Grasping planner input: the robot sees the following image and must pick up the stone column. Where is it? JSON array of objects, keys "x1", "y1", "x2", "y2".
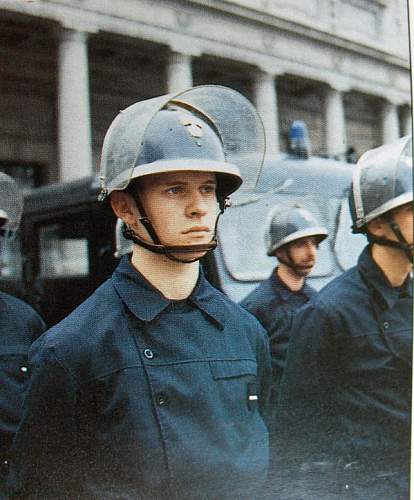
[
  {"x1": 400, "y1": 105, "x2": 412, "y2": 137},
  {"x1": 252, "y1": 69, "x2": 280, "y2": 154},
  {"x1": 381, "y1": 100, "x2": 400, "y2": 144},
  {"x1": 325, "y1": 86, "x2": 347, "y2": 157},
  {"x1": 58, "y1": 27, "x2": 93, "y2": 182},
  {"x1": 166, "y1": 51, "x2": 193, "y2": 93}
]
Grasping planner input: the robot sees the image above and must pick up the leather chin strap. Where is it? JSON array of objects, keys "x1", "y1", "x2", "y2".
[
  {"x1": 367, "y1": 218, "x2": 413, "y2": 262},
  {"x1": 122, "y1": 193, "x2": 227, "y2": 264}
]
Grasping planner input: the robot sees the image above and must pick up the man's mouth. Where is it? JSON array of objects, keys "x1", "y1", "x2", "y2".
[{"x1": 182, "y1": 226, "x2": 210, "y2": 234}]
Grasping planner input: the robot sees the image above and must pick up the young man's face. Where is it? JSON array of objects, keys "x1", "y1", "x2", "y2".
[
  {"x1": 136, "y1": 171, "x2": 219, "y2": 253},
  {"x1": 277, "y1": 236, "x2": 319, "y2": 277}
]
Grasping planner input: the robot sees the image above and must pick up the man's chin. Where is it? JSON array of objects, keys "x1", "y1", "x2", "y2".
[
  {"x1": 169, "y1": 249, "x2": 209, "y2": 263},
  {"x1": 294, "y1": 266, "x2": 313, "y2": 277}
]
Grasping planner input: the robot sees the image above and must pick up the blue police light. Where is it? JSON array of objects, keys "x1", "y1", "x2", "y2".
[{"x1": 288, "y1": 120, "x2": 311, "y2": 159}]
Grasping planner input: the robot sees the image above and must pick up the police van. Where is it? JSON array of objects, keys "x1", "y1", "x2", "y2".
[{"x1": 1, "y1": 133, "x2": 366, "y2": 326}]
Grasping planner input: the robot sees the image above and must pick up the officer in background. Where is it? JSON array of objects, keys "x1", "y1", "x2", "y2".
[
  {"x1": 274, "y1": 136, "x2": 412, "y2": 499},
  {"x1": 0, "y1": 173, "x2": 46, "y2": 499},
  {"x1": 10, "y1": 86, "x2": 271, "y2": 499},
  {"x1": 240, "y1": 204, "x2": 328, "y2": 334}
]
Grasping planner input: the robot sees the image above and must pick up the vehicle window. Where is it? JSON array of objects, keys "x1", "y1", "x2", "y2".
[
  {"x1": 218, "y1": 193, "x2": 335, "y2": 282},
  {"x1": 334, "y1": 198, "x2": 367, "y2": 270},
  {"x1": 0, "y1": 231, "x2": 22, "y2": 280},
  {"x1": 39, "y1": 222, "x2": 89, "y2": 277},
  {"x1": 114, "y1": 218, "x2": 133, "y2": 258}
]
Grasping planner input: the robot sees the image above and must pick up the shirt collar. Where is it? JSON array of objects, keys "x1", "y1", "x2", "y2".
[
  {"x1": 111, "y1": 255, "x2": 225, "y2": 329},
  {"x1": 358, "y1": 245, "x2": 413, "y2": 309},
  {"x1": 270, "y1": 268, "x2": 312, "y2": 301}
]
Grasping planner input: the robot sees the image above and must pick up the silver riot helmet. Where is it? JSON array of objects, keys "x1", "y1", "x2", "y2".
[
  {"x1": 99, "y1": 85, "x2": 265, "y2": 262},
  {"x1": 349, "y1": 135, "x2": 413, "y2": 259},
  {"x1": 0, "y1": 172, "x2": 23, "y2": 239},
  {"x1": 266, "y1": 204, "x2": 328, "y2": 256}
]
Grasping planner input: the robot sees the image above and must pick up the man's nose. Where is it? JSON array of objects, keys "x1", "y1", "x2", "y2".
[
  {"x1": 305, "y1": 241, "x2": 317, "y2": 258},
  {"x1": 185, "y1": 191, "x2": 208, "y2": 217}
]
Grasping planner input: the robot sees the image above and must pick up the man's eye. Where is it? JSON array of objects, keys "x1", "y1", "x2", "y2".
[
  {"x1": 166, "y1": 186, "x2": 182, "y2": 194},
  {"x1": 201, "y1": 185, "x2": 216, "y2": 194}
]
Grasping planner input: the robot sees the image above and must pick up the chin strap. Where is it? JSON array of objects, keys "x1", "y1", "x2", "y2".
[
  {"x1": 276, "y1": 248, "x2": 312, "y2": 275},
  {"x1": 122, "y1": 194, "x2": 229, "y2": 264},
  {"x1": 367, "y1": 219, "x2": 413, "y2": 262}
]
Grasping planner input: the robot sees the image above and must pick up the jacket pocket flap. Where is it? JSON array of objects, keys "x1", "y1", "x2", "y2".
[{"x1": 209, "y1": 359, "x2": 257, "y2": 380}]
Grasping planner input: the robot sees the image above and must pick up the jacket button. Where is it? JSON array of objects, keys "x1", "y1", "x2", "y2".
[
  {"x1": 383, "y1": 321, "x2": 390, "y2": 329},
  {"x1": 143, "y1": 349, "x2": 154, "y2": 359},
  {"x1": 156, "y1": 393, "x2": 168, "y2": 406}
]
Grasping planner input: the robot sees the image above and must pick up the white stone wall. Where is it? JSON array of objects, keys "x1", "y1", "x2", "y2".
[{"x1": 0, "y1": 0, "x2": 410, "y2": 182}]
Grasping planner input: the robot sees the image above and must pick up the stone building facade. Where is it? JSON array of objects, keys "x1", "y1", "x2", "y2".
[{"x1": 0, "y1": 0, "x2": 410, "y2": 186}]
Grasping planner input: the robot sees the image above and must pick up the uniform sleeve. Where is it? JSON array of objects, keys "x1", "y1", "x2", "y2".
[
  {"x1": 8, "y1": 340, "x2": 83, "y2": 499},
  {"x1": 256, "y1": 325, "x2": 272, "y2": 426},
  {"x1": 271, "y1": 303, "x2": 340, "y2": 496},
  {"x1": 268, "y1": 309, "x2": 293, "y2": 397}
]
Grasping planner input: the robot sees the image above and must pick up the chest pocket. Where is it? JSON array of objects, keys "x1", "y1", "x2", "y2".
[
  {"x1": 209, "y1": 359, "x2": 259, "y2": 411},
  {"x1": 381, "y1": 328, "x2": 412, "y2": 366}
]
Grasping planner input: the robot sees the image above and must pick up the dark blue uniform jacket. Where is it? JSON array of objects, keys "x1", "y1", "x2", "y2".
[
  {"x1": 241, "y1": 270, "x2": 316, "y2": 404},
  {"x1": 273, "y1": 246, "x2": 412, "y2": 499},
  {"x1": 10, "y1": 256, "x2": 271, "y2": 500},
  {"x1": 240, "y1": 269, "x2": 316, "y2": 334},
  {"x1": 0, "y1": 292, "x2": 45, "y2": 497}
]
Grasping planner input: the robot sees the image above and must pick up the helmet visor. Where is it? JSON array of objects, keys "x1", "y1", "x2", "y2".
[{"x1": 100, "y1": 85, "x2": 265, "y2": 196}]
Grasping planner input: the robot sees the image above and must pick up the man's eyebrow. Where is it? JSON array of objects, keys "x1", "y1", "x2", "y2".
[{"x1": 158, "y1": 178, "x2": 217, "y2": 186}]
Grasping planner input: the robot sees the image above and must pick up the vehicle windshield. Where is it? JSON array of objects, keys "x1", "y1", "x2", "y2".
[{"x1": 334, "y1": 198, "x2": 367, "y2": 270}]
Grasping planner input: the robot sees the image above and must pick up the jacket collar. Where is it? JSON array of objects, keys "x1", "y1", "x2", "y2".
[
  {"x1": 111, "y1": 255, "x2": 225, "y2": 329},
  {"x1": 270, "y1": 268, "x2": 313, "y2": 301},
  {"x1": 358, "y1": 245, "x2": 413, "y2": 309}
]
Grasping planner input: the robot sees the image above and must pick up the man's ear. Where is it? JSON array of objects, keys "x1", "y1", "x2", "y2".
[
  {"x1": 109, "y1": 191, "x2": 138, "y2": 225},
  {"x1": 366, "y1": 216, "x2": 387, "y2": 237},
  {"x1": 274, "y1": 248, "x2": 284, "y2": 260}
]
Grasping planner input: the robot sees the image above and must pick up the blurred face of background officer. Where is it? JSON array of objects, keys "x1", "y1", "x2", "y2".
[
  {"x1": 0, "y1": 173, "x2": 46, "y2": 497},
  {"x1": 10, "y1": 86, "x2": 272, "y2": 500},
  {"x1": 275, "y1": 235, "x2": 319, "y2": 281}
]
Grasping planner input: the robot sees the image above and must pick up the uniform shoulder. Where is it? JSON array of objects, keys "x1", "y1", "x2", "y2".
[
  {"x1": 320, "y1": 265, "x2": 359, "y2": 295},
  {"x1": 38, "y1": 278, "x2": 121, "y2": 352},
  {"x1": 303, "y1": 265, "x2": 361, "y2": 315},
  {"x1": 210, "y1": 285, "x2": 267, "y2": 337},
  {"x1": 0, "y1": 291, "x2": 42, "y2": 320},
  {"x1": 239, "y1": 278, "x2": 274, "y2": 310}
]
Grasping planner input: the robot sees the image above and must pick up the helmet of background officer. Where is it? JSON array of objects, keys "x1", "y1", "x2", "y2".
[
  {"x1": 265, "y1": 204, "x2": 328, "y2": 277},
  {"x1": 99, "y1": 85, "x2": 265, "y2": 263},
  {"x1": 349, "y1": 135, "x2": 413, "y2": 261}
]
